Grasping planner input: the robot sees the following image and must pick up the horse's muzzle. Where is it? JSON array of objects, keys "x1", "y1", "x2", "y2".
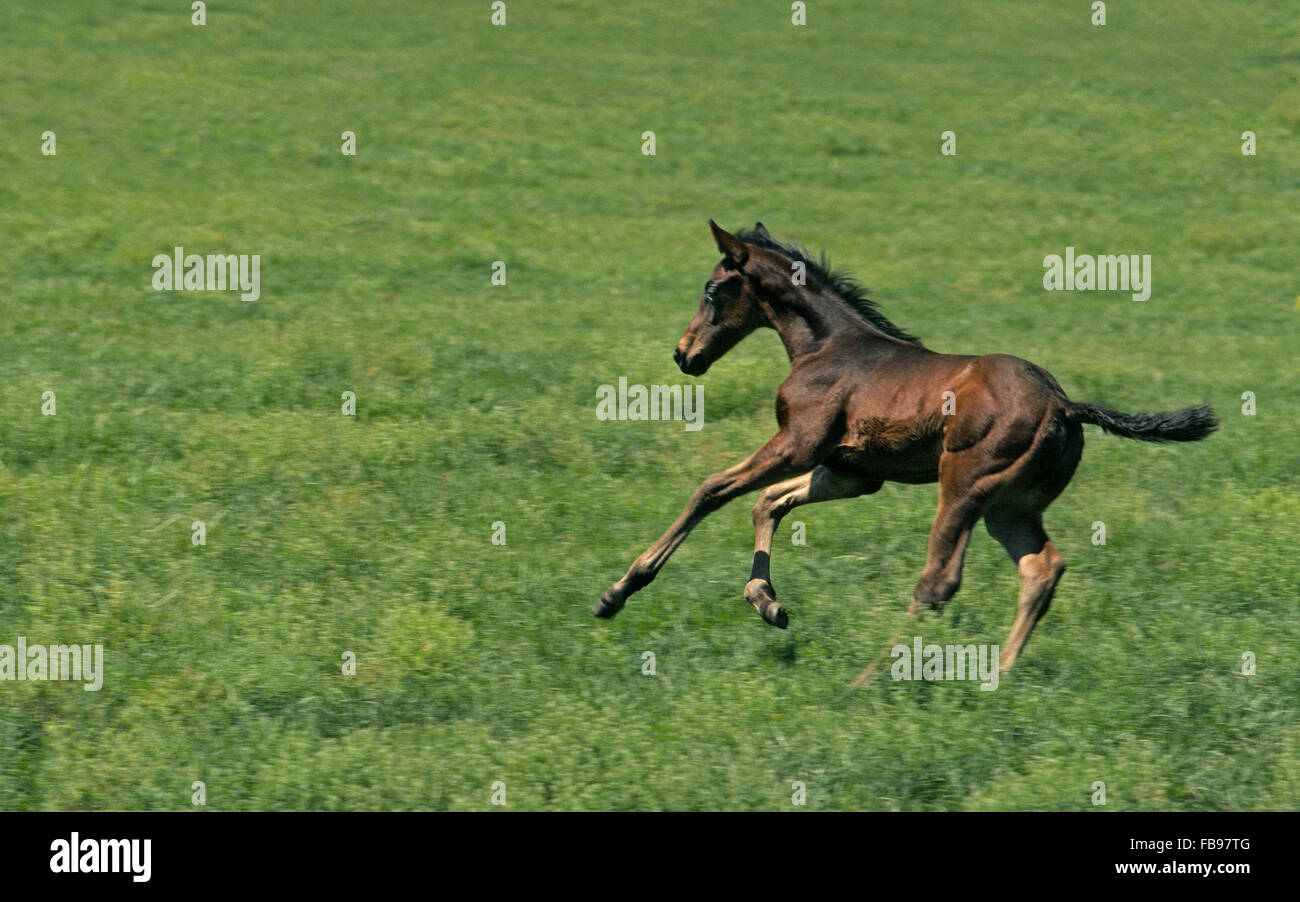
[{"x1": 674, "y1": 346, "x2": 708, "y2": 376}]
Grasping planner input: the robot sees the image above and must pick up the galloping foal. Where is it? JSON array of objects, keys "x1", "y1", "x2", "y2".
[{"x1": 596, "y1": 221, "x2": 1217, "y2": 674}]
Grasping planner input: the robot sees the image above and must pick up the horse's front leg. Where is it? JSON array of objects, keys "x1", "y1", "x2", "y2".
[
  {"x1": 745, "y1": 467, "x2": 881, "y2": 627},
  {"x1": 595, "y1": 433, "x2": 801, "y2": 619}
]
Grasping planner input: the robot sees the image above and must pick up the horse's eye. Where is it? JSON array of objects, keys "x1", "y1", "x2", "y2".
[{"x1": 705, "y1": 280, "x2": 735, "y2": 305}]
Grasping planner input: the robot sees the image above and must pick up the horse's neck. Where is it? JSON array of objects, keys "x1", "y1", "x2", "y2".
[{"x1": 761, "y1": 283, "x2": 879, "y2": 362}]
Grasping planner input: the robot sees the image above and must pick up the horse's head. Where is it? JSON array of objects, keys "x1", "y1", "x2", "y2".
[{"x1": 673, "y1": 221, "x2": 770, "y2": 376}]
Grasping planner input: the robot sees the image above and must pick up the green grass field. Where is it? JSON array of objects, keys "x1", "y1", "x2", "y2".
[{"x1": 1, "y1": 1, "x2": 1297, "y2": 810}]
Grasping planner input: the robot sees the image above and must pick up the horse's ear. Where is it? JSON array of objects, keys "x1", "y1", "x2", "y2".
[
  {"x1": 708, "y1": 219, "x2": 749, "y2": 267},
  {"x1": 752, "y1": 221, "x2": 771, "y2": 239}
]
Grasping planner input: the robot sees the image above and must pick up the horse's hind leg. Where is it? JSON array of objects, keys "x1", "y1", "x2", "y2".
[
  {"x1": 850, "y1": 459, "x2": 992, "y2": 689},
  {"x1": 909, "y1": 490, "x2": 985, "y2": 615},
  {"x1": 745, "y1": 467, "x2": 879, "y2": 628},
  {"x1": 908, "y1": 411, "x2": 1075, "y2": 618},
  {"x1": 984, "y1": 510, "x2": 1066, "y2": 673}
]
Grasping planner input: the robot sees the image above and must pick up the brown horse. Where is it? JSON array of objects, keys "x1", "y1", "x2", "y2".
[{"x1": 596, "y1": 221, "x2": 1217, "y2": 675}]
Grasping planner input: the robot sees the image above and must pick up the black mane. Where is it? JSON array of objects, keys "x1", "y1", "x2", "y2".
[{"x1": 736, "y1": 228, "x2": 921, "y2": 345}]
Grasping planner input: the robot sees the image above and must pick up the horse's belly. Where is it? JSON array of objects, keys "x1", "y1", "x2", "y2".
[{"x1": 826, "y1": 434, "x2": 942, "y2": 484}]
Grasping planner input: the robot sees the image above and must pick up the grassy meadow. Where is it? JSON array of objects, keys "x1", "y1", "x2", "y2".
[{"x1": 0, "y1": 1, "x2": 1297, "y2": 809}]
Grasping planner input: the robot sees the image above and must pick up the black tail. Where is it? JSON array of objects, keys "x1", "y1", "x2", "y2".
[{"x1": 1067, "y1": 402, "x2": 1218, "y2": 443}]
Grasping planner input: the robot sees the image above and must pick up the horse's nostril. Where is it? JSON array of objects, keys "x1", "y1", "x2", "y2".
[{"x1": 674, "y1": 348, "x2": 684, "y2": 366}]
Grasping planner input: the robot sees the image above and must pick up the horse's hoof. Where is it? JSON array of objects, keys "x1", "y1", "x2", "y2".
[
  {"x1": 763, "y1": 602, "x2": 789, "y2": 629},
  {"x1": 593, "y1": 588, "x2": 625, "y2": 618},
  {"x1": 907, "y1": 598, "x2": 941, "y2": 617},
  {"x1": 745, "y1": 579, "x2": 788, "y2": 629}
]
